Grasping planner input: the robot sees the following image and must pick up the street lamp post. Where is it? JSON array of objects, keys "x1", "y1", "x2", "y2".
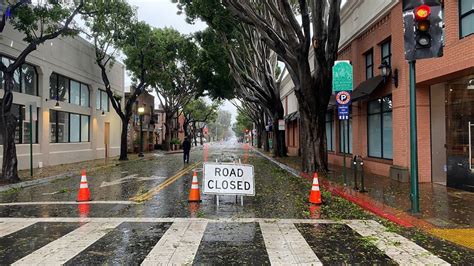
[{"x1": 138, "y1": 106, "x2": 145, "y2": 157}]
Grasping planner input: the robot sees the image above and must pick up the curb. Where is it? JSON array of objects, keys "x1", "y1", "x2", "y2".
[
  {"x1": 0, "y1": 172, "x2": 70, "y2": 193},
  {"x1": 0, "y1": 154, "x2": 157, "y2": 193},
  {"x1": 252, "y1": 147, "x2": 416, "y2": 228}
]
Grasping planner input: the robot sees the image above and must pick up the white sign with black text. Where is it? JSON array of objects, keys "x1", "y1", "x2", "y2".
[{"x1": 203, "y1": 163, "x2": 255, "y2": 196}]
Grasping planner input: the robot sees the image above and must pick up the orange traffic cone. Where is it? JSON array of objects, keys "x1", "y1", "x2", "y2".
[
  {"x1": 309, "y1": 172, "x2": 322, "y2": 204},
  {"x1": 77, "y1": 169, "x2": 91, "y2": 202},
  {"x1": 188, "y1": 170, "x2": 201, "y2": 202}
]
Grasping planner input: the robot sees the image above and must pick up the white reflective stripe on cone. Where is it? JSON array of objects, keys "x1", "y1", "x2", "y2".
[
  {"x1": 191, "y1": 184, "x2": 199, "y2": 189},
  {"x1": 80, "y1": 183, "x2": 89, "y2": 189},
  {"x1": 312, "y1": 178, "x2": 319, "y2": 185},
  {"x1": 312, "y1": 185, "x2": 320, "y2": 191},
  {"x1": 81, "y1": 176, "x2": 87, "y2": 182}
]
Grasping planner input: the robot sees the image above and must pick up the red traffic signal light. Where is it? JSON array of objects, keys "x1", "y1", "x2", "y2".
[{"x1": 414, "y1": 5, "x2": 430, "y2": 21}]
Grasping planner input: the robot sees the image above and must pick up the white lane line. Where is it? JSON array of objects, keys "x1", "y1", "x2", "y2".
[
  {"x1": 0, "y1": 221, "x2": 37, "y2": 237},
  {"x1": 347, "y1": 220, "x2": 450, "y2": 266},
  {"x1": 0, "y1": 201, "x2": 139, "y2": 206},
  {"x1": 260, "y1": 222, "x2": 322, "y2": 265},
  {"x1": 141, "y1": 221, "x2": 207, "y2": 265},
  {"x1": 12, "y1": 221, "x2": 122, "y2": 266}
]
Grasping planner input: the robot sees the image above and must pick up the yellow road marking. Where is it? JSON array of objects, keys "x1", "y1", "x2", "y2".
[{"x1": 130, "y1": 162, "x2": 200, "y2": 202}]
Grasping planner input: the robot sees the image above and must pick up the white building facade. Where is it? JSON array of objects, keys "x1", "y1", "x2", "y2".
[{"x1": 0, "y1": 24, "x2": 125, "y2": 170}]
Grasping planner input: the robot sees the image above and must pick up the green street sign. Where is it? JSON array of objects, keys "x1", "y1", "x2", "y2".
[{"x1": 332, "y1": 60, "x2": 353, "y2": 92}]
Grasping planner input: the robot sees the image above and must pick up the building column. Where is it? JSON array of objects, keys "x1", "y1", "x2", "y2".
[{"x1": 38, "y1": 66, "x2": 52, "y2": 167}]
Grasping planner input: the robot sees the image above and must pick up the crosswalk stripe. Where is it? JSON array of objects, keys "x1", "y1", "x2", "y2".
[
  {"x1": 347, "y1": 220, "x2": 450, "y2": 265},
  {"x1": 0, "y1": 218, "x2": 448, "y2": 265},
  {"x1": 260, "y1": 222, "x2": 322, "y2": 265},
  {"x1": 0, "y1": 221, "x2": 36, "y2": 237},
  {"x1": 141, "y1": 221, "x2": 207, "y2": 265},
  {"x1": 12, "y1": 221, "x2": 122, "y2": 266}
]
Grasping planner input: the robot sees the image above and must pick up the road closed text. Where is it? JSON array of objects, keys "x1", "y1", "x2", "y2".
[{"x1": 203, "y1": 163, "x2": 255, "y2": 196}]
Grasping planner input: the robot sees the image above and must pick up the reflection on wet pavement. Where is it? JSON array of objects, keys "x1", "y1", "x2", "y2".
[
  {"x1": 193, "y1": 222, "x2": 271, "y2": 265},
  {"x1": 327, "y1": 165, "x2": 474, "y2": 228}
]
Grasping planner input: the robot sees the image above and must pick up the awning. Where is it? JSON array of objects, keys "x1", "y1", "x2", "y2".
[
  {"x1": 284, "y1": 111, "x2": 299, "y2": 122},
  {"x1": 351, "y1": 75, "x2": 385, "y2": 101}
]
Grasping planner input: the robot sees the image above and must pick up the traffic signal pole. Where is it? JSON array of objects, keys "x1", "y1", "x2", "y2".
[{"x1": 409, "y1": 60, "x2": 420, "y2": 214}]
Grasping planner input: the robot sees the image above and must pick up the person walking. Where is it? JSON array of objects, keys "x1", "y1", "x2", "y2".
[{"x1": 182, "y1": 137, "x2": 191, "y2": 164}]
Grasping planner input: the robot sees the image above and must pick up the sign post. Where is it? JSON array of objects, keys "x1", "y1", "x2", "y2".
[
  {"x1": 333, "y1": 61, "x2": 353, "y2": 184},
  {"x1": 203, "y1": 162, "x2": 255, "y2": 206},
  {"x1": 26, "y1": 103, "x2": 37, "y2": 177}
]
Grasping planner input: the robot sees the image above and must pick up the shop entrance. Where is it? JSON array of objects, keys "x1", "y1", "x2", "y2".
[{"x1": 445, "y1": 80, "x2": 474, "y2": 191}]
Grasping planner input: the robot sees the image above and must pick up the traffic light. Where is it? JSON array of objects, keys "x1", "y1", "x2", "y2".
[{"x1": 403, "y1": 0, "x2": 443, "y2": 61}]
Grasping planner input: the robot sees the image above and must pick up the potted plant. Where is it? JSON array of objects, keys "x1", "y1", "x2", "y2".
[{"x1": 171, "y1": 138, "x2": 181, "y2": 150}]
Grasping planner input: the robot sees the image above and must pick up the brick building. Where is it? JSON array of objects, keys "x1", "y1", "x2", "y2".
[
  {"x1": 125, "y1": 89, "x2": 155, "y2": 153},
  {"x1": 281, "y1": 0, "x2": 474, "y2": 191}
]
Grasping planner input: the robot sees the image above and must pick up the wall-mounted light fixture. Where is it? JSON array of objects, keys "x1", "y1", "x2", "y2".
[
  {"x1": 53, "y1": 98, "x2": 61, "y2": 109},
  {"x1": 468, "y1": 79, "x2": 474, "y2": 90},
  {"x1": 378, "y1": 60, "x2": 399, "y2": 88}
]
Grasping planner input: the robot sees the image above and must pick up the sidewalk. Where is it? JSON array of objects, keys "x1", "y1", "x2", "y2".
[
  {"x1": 0, "y1": 152, "x2": 159, "y2": 192},
  {"x1": 257, "y1": 150, "x2": 474, "y2": 250}
]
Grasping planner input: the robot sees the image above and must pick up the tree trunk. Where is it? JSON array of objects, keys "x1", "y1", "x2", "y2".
[
  {"x1": 119, "y1": 117, "x2": 130, "y2": 160},
  {"x1": 263, "y1": 129, "x2": 270, "y2": 152},
  {"x1": 256, "y1": 126, "x2": 262, "y2": 149},
  {"x1": 199, "y1": 128, "x2": 204, "y2": 145},
  {"x1": 183, "y1": 122, "x2": 189, "y2": 138},
  {"x1": 193, "y1": 122, "x2": 198, "y2": 146},
  {"x1": 163, "y1": 113, "x2": 173, "y2": 151},
  {"x1": 272, "y1": 109, "x2": 287, "y2": 157},
  {"x1": 297, "y1": 75, "x2": 330, "y2": 173},
  {"x1": 1, "y1": 74, "x2": 20, "y2": 183}
]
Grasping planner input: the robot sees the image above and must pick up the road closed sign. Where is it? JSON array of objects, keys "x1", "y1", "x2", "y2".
[{"x1": 203, "y1": 163, "x2": 255, "y2": 196}]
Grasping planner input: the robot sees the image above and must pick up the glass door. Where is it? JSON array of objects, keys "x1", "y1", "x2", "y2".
[
  {"x1": 445, "y1": 82, "x2": 474, "y2": 191},
  {"x1": 470, "y1": 122, "x2": 474, "y2": 172}
]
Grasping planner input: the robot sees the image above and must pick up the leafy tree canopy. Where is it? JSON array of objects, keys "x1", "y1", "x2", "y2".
[{"x1": 232, "y1": 111, "x2": 253, "y2": 139}]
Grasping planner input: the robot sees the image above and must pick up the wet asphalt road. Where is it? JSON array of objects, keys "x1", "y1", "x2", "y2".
[
  {"x1": 0, "y1": 142, "x2": 269, "y2": 218},
  {"x1": 0, "y1": 142, "x2": 465, "y2": 265}
]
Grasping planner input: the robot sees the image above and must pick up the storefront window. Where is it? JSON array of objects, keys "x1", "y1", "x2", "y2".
[
  {"x1": 81, "y1": 115, "x2": 90, "y2": 142},
  {"x1": 460, "y1": 0, "x2": 474, "y2": 38},
  {"x1": 70, "y1": 80, "x2": 81, "y2": 105},
  {"x1": 368, "y1": 96, "x2": 392, "y2": 159},
  {"x1": 49, "y1": 73, "x2": 89, "y2": 106},
  {"x1": 0, "y1": 56, "x2": 37, "y2": 95},
  {"x1": 70, "y1": 114, "x2": 80, "y2": 142},
  {"x1": 381, "y1": 40, "x2": 391, "y2": 68},
  {"x1": 0, "y1": 102, "x2": 38, "y2": 144},
  {"x1": 365, "y1": 50, "x2": 373, "y2": 80},
  {"x1": 50, "y1": 111, "x2": 90, "y2": 143},
  {"x1": 445, "y1": 82, "x2": 474, "y2": 189},
  {"x1": 81, "y1": 84, "x2": 89, "y2": 107}
]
